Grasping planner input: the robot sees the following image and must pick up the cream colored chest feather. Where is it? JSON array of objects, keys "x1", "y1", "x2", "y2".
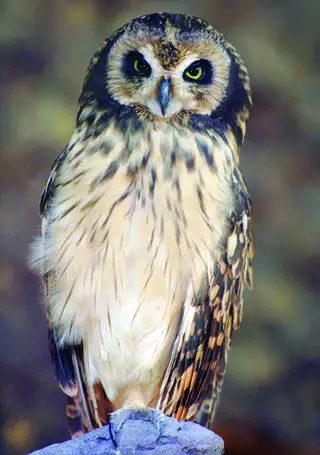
[
  {"x1": 45, "y1": 160, "x2": 233, "y2": 335},
  {"x1": 43, "y1": 168, "x2": 232, "y2": 399},
  {"x1": 35, "y1": 131, "x2": 235, "y2": 402}
]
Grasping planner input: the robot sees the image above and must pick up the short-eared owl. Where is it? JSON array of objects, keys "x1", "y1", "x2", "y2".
[{"x1": 32, "y1": 12, "x2": 253, "y2": 436}]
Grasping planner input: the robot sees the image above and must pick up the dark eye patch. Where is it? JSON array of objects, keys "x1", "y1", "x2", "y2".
[
  {"x1": 183, "y1": 59, "x2": 213, "y2": 84},
  {"x1": 122, "y1": 50, "x2": 151, "y2": 78}
]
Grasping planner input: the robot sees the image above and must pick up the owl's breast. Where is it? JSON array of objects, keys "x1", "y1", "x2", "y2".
[{"x1": 41, "y1": 128, "x2": 235, "y2": 402}]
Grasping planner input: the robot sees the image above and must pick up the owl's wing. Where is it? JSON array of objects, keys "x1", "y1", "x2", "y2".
[
  {"x1": 40, "y1": 149, "x2": 113, "y2": 437},
  {"x1": 158, "y1": 167, "x2": 253, "y2": 427},
  {"x1": 39, "y1": 148, "x2": 67, "y2": 216},
  {"x1": 48, "y1": 322, "x2": 114, "y2": 436},
  {"x1": 48, "y1": 326, "x2": 94, "y2": 436}
]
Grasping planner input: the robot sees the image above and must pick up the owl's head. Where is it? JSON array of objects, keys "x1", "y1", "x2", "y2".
[{"x1": 78, "y1": 13, "x2": 251, "y2": 141}]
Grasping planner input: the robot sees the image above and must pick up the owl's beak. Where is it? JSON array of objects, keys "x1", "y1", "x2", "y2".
[{"x1": 157, "y1": 77, "x2": 172, "y2": 116}]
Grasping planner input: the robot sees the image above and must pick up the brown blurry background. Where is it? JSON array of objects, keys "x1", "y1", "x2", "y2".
[{"x1": 1, "y1": 1, "x2": 319, "y2": 454}]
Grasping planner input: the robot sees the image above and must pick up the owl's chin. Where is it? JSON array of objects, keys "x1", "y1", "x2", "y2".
[
  {"x1": 145, "y1": 99, "x2": 184, "y2": 119},
  {"x1": 133, "y1": 102, "x2": 188, "y2": 124}
]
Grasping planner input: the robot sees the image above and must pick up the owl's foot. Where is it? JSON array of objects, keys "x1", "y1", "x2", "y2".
[{"x1": 109, "y1": 408, "x2": 165, "y2": 448}]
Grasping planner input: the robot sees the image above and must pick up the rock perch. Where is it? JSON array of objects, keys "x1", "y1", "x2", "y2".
[{"x1": 29, "y1": 409, "x2": 224, "y2": 454}]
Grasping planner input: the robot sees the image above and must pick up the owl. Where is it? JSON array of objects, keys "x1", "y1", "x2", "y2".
[{"x1": 32, "y1": 12, "x2": 253, "y2": 437}]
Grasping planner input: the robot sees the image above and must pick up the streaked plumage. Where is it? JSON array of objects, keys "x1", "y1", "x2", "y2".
[{"x1": 32, "y1": 12, "x2": 253, "y2": 436}]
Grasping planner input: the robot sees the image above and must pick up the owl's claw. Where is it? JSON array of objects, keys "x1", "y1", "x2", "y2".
[{"x1": 109, "y1": 408, "x2": 165, "y2": 448}]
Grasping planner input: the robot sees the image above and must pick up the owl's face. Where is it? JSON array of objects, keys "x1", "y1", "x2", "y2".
[
  {"x1": 79, "y1": 13, "x2": 251, "y2": 132},
  {"x1": 107, "y1": 32, "x2": 230, "y2": 119}
]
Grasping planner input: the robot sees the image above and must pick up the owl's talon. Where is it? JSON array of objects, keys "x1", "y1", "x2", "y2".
[{"x1": 109, "y1": 408, "x2": 165, "y2": 447}]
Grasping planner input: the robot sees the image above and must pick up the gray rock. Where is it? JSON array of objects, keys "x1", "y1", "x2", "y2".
[{"x1": 29, "y1": 409, "x2": 224, "y2": 454}]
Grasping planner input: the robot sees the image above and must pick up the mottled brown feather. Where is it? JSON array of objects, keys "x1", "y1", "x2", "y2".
[{"x1": 159, "y1": 166, "x2": 253, "y2": 427}]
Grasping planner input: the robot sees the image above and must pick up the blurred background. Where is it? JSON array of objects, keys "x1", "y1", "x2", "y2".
[{"x1": 0, "y1": 0, "x2": 319, "y2": 454}]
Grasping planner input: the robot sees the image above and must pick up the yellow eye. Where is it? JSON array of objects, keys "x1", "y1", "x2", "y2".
[
  {"x1": 131, "y1": 56, "x2": 151, "y2": 77},
  {"x1": 133, "y1": 59, "x2": 140, "y2": 72},
  {"x1": 183, "y1": 60, "x2": 211, "y2": 84},
  {"x1": 185, "y1": 65, "x2": 203, "y2": 80}
]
